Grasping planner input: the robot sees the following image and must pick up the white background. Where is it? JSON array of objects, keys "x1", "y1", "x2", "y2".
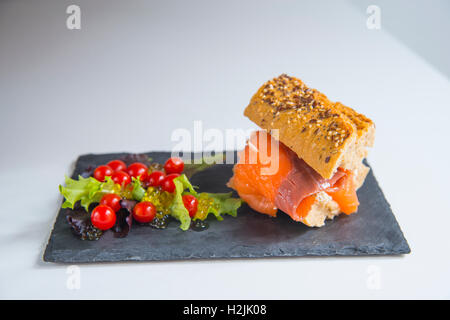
[{"x1": 0, "y1": 0, "x2": 449, "y2": 299}]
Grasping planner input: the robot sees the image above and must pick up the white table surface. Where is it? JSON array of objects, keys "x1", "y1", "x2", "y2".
[{"x1": 1, "y1": 0, "x2": 449, "y2": 299}]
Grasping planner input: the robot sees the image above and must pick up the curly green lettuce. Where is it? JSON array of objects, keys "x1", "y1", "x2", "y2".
[
  {"x1": 131, "y1": 177, "x2": 146, "y2": 201},
  {"x1": 193, "y1": 192, "x2": 242, "y2": 221},
  {"x1": 169, "y1": 175, "x2": 194, "y2": 231},
  {"x1": 59, "y1": 176, "x2": 119, "y2": 211},
  {"x1": 168, "y1": 174, "x2": 241, "y2": 229},
  {"x1": 60, "y1": 170, "x2": 242, "y2": 232}
]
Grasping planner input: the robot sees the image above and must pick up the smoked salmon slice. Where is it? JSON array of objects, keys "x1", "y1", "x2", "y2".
[
  {"x1": 227, "y1": 131, "x2": 292, "y2": 216},
  {"x1": 228, "y1": 131, "x2": 359, "y2": 223},
  {"x1": 325, "y1": 168, "x2": 359, "y2": 215}
]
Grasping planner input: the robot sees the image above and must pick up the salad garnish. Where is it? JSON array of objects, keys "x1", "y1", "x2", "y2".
[{"x1": 59, "y1": 156, "x2": 242, "y2": 240}]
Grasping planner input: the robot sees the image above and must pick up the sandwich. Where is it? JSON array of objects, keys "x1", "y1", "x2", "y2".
[{"x1": 227, "y1": 74, "x2": 375, "y2": 227}]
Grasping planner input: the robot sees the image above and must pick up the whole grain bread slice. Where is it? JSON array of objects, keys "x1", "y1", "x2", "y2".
[{"x1": 244, "y1": 74, "x2": 375, "y2": 182}]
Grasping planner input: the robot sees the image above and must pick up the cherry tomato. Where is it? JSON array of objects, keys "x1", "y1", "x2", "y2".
[
  {"x1": 93, "y1": 165, "x2": 113, "y2": 182},
  {"x1": 161, "y1": 173, "x2": 180, "y2": 193},
  {"x1": 111, "y1": 170, "x2": 131, "y2": 186},
  {"x1": 107, "y1": 159, "x2": 127, "y2": 172},
  {"x1": 91, "y1": 205, "x2": 116, "y2": 230},
  {"x1": 182, "y1": 194, "x2": 198, "y2": 218},
  {"x1": 99, "y1": 193, "x2": 122, "y2": 212},
  {"x1": 132, "y1": 201, "x2": 156, "y2": 223},
  {"x1": 164, "y1": 157, "x2": 184, "y2": 174},
  {"x1": 147, "y1": 170, "x2": 165, "y2": 187},
  {"x1": 127, "y1": 162, "x2": 148, "y2": 181}
]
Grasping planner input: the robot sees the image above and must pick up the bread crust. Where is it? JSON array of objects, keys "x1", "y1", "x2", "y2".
[{"x1": 244, "y1": 74, "x2": 374, "y2": 179}]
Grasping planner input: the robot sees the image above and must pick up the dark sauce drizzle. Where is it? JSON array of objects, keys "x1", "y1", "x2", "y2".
[
  {"x1": 191, "y1": 219, "x2": 209, "y2": 232},
  {"x1": 148, "y1": 213, "x2": 171, "y2": 229}
]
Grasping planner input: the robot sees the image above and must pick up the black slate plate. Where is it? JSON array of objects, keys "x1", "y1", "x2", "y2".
[{"x1": 44, "y1": 152, "x2": 410, "y2": 263}]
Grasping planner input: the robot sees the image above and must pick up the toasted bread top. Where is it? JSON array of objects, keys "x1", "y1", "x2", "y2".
[{"x1": 244, "y1": 74, "x2": 374, "y2": 179}]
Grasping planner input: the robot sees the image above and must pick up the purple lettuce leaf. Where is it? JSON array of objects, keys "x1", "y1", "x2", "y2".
[
  {"x1": 112, "y1": 200, "x2": 137, "y2": 238},
  {"x1": 66, "y1": 210, "x2": 103, "y2": 241}
]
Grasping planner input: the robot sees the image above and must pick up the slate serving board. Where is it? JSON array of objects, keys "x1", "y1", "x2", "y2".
[{"x1": 44, "y1": 152, "x2": 410, "y2": 263}]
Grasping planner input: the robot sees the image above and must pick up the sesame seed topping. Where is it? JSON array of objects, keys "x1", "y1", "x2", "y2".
[{"x1": 257, "y1": 74, "x2": 353, "y2": 151}]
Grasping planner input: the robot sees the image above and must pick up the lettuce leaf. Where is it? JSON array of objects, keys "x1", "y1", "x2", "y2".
[
  {"x1": 59, "y1": 176, "x2": 119, "y2": 211},
  {"x1": 66, "y1": 210, "x2": 103, "y2": 240},
  {"x1": 59, "y1": 175, "x2": 93, "y2": 209},
  {"x1": 176, "y1": 174, "x2": 197, "y2": 195},
  {"x1": 60, "y1": 169, "x2": 242, "y2": 233},
  {"x1": 131, "y1": 177, "x2": 146, "y2": 201},
  {"x1": 193, "y1": 192, "x2": 242, "y2": 221},
  {"x1": 82, "y1": 176, "x2": 118, "y2": 210},
  {"x1": 169, "y1": 176, "x2": 192, "y2": 231}
]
